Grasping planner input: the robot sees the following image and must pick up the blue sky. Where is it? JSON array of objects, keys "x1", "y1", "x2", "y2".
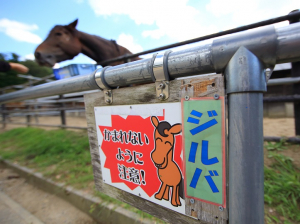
[{"x1": 0, "y1": 0, "x2": 299, "y2": 68}]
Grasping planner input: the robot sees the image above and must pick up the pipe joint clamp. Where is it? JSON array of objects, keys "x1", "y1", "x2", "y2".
[
  {"x1": 152, "y1": 50, "x2": 172, "y2": 100},
  {"x1": 94, "y1": 66, "x2": 113, "y2": 104}
]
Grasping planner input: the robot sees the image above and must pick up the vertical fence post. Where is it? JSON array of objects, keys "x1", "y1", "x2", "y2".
[
  {"x1": 26, "y1": 105, "x2": 31, "y2": 127},
  {"x1": 1, "y1": 91, "x2": 6, "y2": 129},
  {"x1": 289, "y1": 10, "x2": 300, "y2": 135},
  {"x1": 225, "y1": 47, "x2": 266, "y2": 223},
  {"x1": 1, "y1": 104, "x2": 5, "y2": 129},
  {"x1": 59, "y1": 95, "x2": 66, "y2": 128},
  {"x1": 34, "y1": 99, "x2": 39, "y2": 124}
]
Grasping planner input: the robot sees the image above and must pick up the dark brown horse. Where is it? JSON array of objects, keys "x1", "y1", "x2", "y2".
[{"x1": 35, "y1": 19, "x2": 140, "y2": 67}]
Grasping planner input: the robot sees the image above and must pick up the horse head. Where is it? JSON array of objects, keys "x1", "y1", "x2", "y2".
[
  {"x1": 151, "y1": 116, "x2": 181, "y2": 169},
  {"x1": 35, "y1": 19, "x2": 81, "y2": 67}
]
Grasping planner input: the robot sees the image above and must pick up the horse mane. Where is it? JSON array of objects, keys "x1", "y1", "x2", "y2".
[
  {"x1": 156, "y1": 121, "x2": 171, "y2": 137},
  {"x1": 75, "y1": 29, "x2": 136, "y2": 66}
]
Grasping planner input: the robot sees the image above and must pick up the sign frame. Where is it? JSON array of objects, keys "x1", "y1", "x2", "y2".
[
  {"x1": 84, "y1": 74, "x2": 228, "y2": 223},
  {"x1": 182, "y1": 97, "x2": 226, "y2": 208}
]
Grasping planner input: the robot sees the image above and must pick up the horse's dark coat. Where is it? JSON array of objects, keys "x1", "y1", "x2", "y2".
[{"x1": 35, "y1": 19, "x2": 140, "y2": 67}]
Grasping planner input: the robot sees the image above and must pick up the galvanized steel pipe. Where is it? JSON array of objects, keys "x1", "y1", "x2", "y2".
[
  {"x1": 1, "y1": 23, "x2": 300, "y2": 103},
  {"x1": 0, "y1": 73, "x2": 98, "y2": 104},
  {"x1": 267, "y1": 77, "x2": 300, "y2": 86},
  {"x1": 226, "y1": 47, "x2": 265, "y2": 224}
]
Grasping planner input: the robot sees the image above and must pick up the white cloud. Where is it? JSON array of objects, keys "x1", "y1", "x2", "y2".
[
  {"x1": 88, "y1": 0, "x2": 213, "y2": 41},
  {"x1": 206, "y1": 0, "x2": 300, "y2": 29},
  {"x1": 20, "y1": 53, "x2": 35, "y2": 61},
  {"x1": 117, "y1": 33, "x2": 143, "y2": 53},
  {"x1": 89, "y1": 0, "x2": 156, "y2": 25},
  {"x1": 0, "y1": 18, "x2": 42, "y2": 44},
  {"x1": 88, "y1": 0, "x2": 299, "y2": 42},
  {"x1": 142, "y1": 29, "x2": 164, "y2": 40}
]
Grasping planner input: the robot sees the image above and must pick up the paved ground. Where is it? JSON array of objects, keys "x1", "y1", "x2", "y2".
[
  {"x1": 0, "y1": 190, "x2": 44, "y2": 224},
  {"x1": 0, "y1": 167, "x2": 97, "y2": 224}
]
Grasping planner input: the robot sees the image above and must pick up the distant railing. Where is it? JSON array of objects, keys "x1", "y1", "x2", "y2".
[
  {"x1": 1, "y1": 77, "x2": 300, "y2": 143},
  {"x1": 0, "y1": 92, "x2": 88, "y2": 130}
]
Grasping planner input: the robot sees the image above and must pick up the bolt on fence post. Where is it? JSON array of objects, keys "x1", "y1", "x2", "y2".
[
  {"x1": 1, "y1": 91, "x2": 6, "y2": 129},
  {"x1": 59, "y1": 95, "x2": 66, "y2": 128},
  {"x1": 1, "y1": 104, "x2": 5, "y2": 129},
  {"x1": 26, "y1": 105, "x2": 31, "y2": 127},
  {"x1": 225, "y1": 47, "x2": 266, "y2": 224}
]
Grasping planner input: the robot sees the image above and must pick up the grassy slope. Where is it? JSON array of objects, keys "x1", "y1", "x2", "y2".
[
  {"x1": 0, "y1": 128, "x2": 299, "y2": 224},
  {"x1": 0, "y1": 128, "x2": 158, "y2": 222}
]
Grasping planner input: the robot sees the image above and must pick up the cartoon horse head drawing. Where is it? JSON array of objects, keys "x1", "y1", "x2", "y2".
[{"x1": 150, "y1": 116, "x2": 183, "y2": 207}]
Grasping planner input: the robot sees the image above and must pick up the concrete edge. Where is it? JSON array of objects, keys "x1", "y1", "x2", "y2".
[{"x1": 0, "y1": 158, "x2": 154, "y2": 224}]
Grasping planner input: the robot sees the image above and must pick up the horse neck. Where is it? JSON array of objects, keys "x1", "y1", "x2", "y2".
[{"x1": 76, "y1": 30, "x2": 115, "y2": 63}]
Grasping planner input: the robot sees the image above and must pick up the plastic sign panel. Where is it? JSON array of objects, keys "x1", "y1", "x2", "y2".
[
  {"x1": 94, "y1": 103, "x2": 185, "y2": 214},
  {"x1": 182, "y1": 97, "x2": 226, "y2": 207}
]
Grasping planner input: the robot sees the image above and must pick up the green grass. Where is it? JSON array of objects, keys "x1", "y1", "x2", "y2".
[
  {"x1": 265, "y1": 140, "x2": 286, "y2": 152},
  {"x1": 0, "y1": 127, "x2": 162, "y2": 223},
  {"x1": 0, "y1": 128, "x2": 94, "y2": 187},
  {"x1": 264, "y1": 145, "x2": 300, "y2": 223},
  {"x1": 0, "y1": 128, "x2": 299, "y2": 223}
]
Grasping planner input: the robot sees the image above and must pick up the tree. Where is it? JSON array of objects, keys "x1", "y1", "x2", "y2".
[
  {"x1": 0, "y1": 53, "x2": 6, "y2": 61},
  {"x1": 22, "y1": 60, "x2": 53, "y2": 78},
  {"x1": 0, "y1": 52, "x2": 53, "y2": 88}
]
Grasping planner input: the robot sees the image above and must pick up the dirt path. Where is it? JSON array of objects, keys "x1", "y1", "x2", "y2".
[
  {"x1": 263, "y1": 118, "x2": 295, "y2": 137},
  {"x1": 0, "y1": 167, "x2": 96, "y2": 224},
  {"x1": 1, "y1": 116, "x2": 297, "y2": 137}
]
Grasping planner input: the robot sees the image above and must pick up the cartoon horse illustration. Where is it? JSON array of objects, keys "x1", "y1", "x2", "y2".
[{"x1": 150, "y1": 116, "x2": 183, "y2": 207}]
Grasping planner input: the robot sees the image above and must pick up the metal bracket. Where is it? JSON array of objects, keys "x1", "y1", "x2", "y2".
[
  {"x1": 152, "y1": 50, "x2": 172, "y2": 100},
  {"x1": 104, "y1": 90, "x2": 112, "y2": 104},
  {"x1": 155, "y1": 81, "x2": 170, "y2": 100},
  {"x1": 225, "y1": 46, "x2": 266, "y2": 94},
  {"x1": 94, "y1": 66, "x2": 113, "y2": 104}
]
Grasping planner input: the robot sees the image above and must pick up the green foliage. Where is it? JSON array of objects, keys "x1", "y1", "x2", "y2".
[
  {"x1": 89, "y1": 203, "x2": 96, "y2": 214},
  {"x1": 266, "y1": 214, "x2": 280, "y2": 224},
  {"x1": 22, "y1": 60, "x2": 53, "y2": 78},
  {"x1": 0, "y1": 53, "x2": 7, "y2": 61},
  {"x1": 266, "y1": 140, "x2": 287, "y2": 151},
  {"x1": 0, "y1": 52, "x2": 53, "y2": 88},
  {"x1": 11, "y1": 53, "x2": 20, "y2": 62},
  {"x1": 0, "y1": 70, "x2": 25, "y2": 88},
  {"x1": 264, "y1": 152, "x2": 300, "y2": 222}
]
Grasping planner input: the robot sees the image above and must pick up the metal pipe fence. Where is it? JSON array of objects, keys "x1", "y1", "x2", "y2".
[
  {"x1": 1, "y1": 22, "x2": 300, "y2": 104},
  {"x1": 1, "y1": 76, "x2": 299, "y2": 138},
  {"x1": 0, "y1": 12, "x2": 300, "y2": 224}
]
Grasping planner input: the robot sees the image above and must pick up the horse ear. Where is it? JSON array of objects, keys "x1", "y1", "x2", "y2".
[
  {"x1": 151, "y1": 116, "x2": 159, "y2": 128},
  {"x1": 66, "y1": 19, "x2": 78, "y2": 30},
  {"x1": 169, "y1": 123, "x2": 182, "y2": 135}
]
